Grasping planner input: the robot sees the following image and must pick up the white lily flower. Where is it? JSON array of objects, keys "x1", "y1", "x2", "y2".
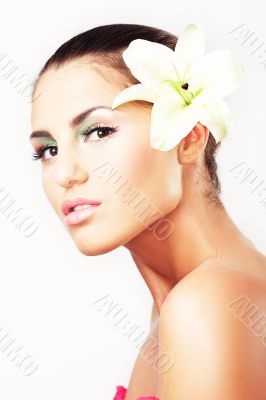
[{"x1": 111, "y1": 24, "x2": 245, "y2": 151}]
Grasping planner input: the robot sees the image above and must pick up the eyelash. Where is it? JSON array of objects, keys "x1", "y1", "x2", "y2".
[{"x1": 31, "y1": 124, "x2": 119, "y2": 161}]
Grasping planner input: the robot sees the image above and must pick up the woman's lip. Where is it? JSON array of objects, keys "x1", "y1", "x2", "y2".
[
  {"x1": 61, "y1": 197, "x2": 101, "y2": 216},
  {"x1": 63, "y1": 204, "x2": 101, "y2": 226}
]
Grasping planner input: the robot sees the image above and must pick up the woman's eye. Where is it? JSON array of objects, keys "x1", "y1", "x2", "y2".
[
  {"x1": 32, "y1": 146, "x2": 57, "y2": 161},
  {"x1": 43, "y1": 147, "x2": 58, "y2": 160},
  {"x1": 32, "y1": 124, "x2": 118, "y2": 162},
  {"x1": 80, "y1": 124, "x2": 118, "y2": 142}
]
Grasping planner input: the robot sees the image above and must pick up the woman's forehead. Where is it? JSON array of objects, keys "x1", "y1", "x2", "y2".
[
  {"x1": 31, "y1": 62, "x2": 123, "y2": 127},
  {"x1": 35, "y1": 62, "x2": 120, "y2": 102}
]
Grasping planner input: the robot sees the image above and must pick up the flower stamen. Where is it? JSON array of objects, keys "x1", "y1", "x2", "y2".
[{"x1": 181, "y1": 83, "x2": 189, "y2": 90}]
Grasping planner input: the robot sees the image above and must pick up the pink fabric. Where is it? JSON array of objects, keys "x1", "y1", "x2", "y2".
[{"x1": 113, "y1": 385, "x2": 159, "y2": 400}]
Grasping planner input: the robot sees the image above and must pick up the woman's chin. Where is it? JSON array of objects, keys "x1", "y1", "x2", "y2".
[{"x1": 71, "y1": 236, "x2": 120, "y2": 256}]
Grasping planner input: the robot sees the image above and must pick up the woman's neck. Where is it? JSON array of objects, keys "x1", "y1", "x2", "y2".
[{"x1": 124, "y1": 193, "x2": 256, "y2": 313}]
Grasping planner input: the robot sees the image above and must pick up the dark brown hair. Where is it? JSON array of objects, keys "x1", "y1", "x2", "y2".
[{"x1": 33, "y1": 23, "x2": 222, "y2": 204}]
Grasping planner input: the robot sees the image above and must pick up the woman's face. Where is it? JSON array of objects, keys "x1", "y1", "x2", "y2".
[{"x1": 30, "y1": 59, "x2": 182, "y2": 255}]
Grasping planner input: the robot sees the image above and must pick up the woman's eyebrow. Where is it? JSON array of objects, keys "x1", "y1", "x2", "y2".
[{"x1": 29, "y1": 105, "x2": 112, "y2": 141}]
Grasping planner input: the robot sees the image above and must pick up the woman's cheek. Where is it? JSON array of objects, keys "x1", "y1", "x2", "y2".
[
  {"x1": 42, "y1": 170, "x2": 57, "y2": 210},
  {"x1": 117, "y1": 149, "x2": 168, "y2": 214}
]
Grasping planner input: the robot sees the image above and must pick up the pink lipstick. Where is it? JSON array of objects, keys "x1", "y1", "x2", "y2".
[{"x1": 61, "y1": 197, "x2": 101, "y2": 226}]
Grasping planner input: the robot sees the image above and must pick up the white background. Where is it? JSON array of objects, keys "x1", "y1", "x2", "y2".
[{"x1": 0, "y1": 0, "x2": 265, "y2": 398}]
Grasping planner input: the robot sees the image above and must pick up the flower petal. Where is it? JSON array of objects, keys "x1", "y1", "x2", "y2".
[
  {"x1": 198, "y1": 99, "x2": 231, "y2": 142},
  {"x1": 111, "y1": 83, "x2": 160, "y2": 109},
  {"x1": 121, "y1": 39, "x2": 178, "y2": 94},
  {"x1": 174, "y1": 24, "x2": 205, "y2": 80},
  {"x1": 190, "y1": 49, "x2": 245, "y2": 104},
  {"x1": 150, "y1": 93, "x2": 203, "y2": 151}
]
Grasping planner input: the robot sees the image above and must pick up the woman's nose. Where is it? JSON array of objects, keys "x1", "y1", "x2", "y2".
[{"x1": 55, "y1": 151, "x2": 89, "y2": 188}]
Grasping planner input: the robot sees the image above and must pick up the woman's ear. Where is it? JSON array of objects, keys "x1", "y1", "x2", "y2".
[{"x1": 177, "y1": 122, "x2": 209, "y2": 165}]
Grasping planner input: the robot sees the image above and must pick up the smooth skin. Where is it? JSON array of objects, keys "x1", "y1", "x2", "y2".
[{"x1": 30, "y1": 58, "x2": 266, "y2": 399}]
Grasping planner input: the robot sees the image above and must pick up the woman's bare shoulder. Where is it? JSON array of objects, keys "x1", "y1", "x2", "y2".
[
  {"x1": 158, "y1": 255, "x2": 266, "y2": 399},
  {"x1": 160, "y1": 254, "x2": 266, "y2": 317}
]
